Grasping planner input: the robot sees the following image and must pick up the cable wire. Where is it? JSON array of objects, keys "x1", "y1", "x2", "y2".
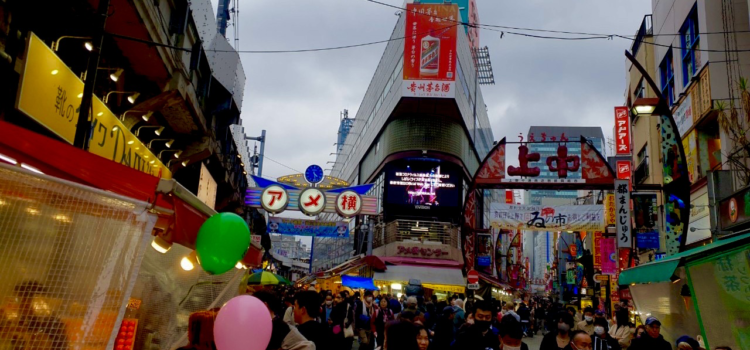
[{"x1": 262, "y1": 155, "x2": 303, "y2": 174}]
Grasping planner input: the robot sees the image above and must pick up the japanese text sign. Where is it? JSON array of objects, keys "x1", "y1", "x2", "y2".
[
  {"x1": 615, "y1": 179, "x2": 632, "y2": 248},
  {"x1": 335, "y1": 190, "x2": 362, "y2": 218},
  {"x1": 614, "y1": 107, "x2": 631, "y2": 155},
  {"x1": 605, "y1": 194, "x2": 616, "y2": 226},
  {"x1": 633, "y1": 193, "x2": 660, "y2": 249},
  {"x1": 490, "y1": 203, "x2": 605, "y2": 232},
  {"x1": 261, "y1": 185, "x2": 289, "y2": 213},
  {"x1": 267, "y1": 217, "x2": 349, "y2": 237},
  {"x1": 16, "y1": 33, "x2": 171, "y2": 179},
  {"x1": 403, "y1": 4, "x2": 458, "y2": 98},
  {"x1": 594, "y1": 232, "x2": 603, "y2": 268},
  {"x1": 616, "y1": 161, "x2": 631, "y2": 180},
  {"x1": 298, "y1": 188, "x2": 326, "y2": 216}
]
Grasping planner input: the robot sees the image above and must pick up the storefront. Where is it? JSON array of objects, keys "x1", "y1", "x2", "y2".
[
  {"x1": 0, "y1": 121, "x2": 263, "y2": 350},
  {"x1": 373, "y1": 258, "x2": 466, "y2": 299},
  {"x1": 619, "y1": 233, "x2": 750, "y2": 349}
]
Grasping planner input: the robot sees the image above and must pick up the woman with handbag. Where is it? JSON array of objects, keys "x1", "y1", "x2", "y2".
[{"x1": 331, "y1": 292, "x2": 355, "y2": 350}]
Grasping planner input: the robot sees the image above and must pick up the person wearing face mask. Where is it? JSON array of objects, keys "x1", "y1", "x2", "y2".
[
  {"x1": 452, "y1": 300, "x2": 500, "y2": 350},
  {"x1": 591, "y1": 317, "x2": 620, "y2": 350},
  {"x1": 356, "y1": 290, "x2": 376, "y2": 350},
  {"x1": 323, "y1": 294, "x2": 335, "y2": 327},
  {"x1": 540, "y1": 312, "x2": 575, "y2": 350},
  {"x1": 575, "y1": 308, "x2": 596, "y2": 335},
  {"x1": 498, "y1": 314, "x2": 529, "y2": 350}
]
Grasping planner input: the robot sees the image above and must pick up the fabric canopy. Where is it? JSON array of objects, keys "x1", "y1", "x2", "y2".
[
  {"x1": 341, "y1": 275, "x2": 379, "y2": 290},
  {"x1": 374, "y1": 265, "x2": 465, "y2": 287},
  {"x1": 619, "y1": 232, "x2": 750, "y2": 285}
]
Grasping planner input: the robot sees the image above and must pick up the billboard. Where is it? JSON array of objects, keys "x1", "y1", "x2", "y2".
[
  {"x1": 385, "y1": 159, "x2": 460, "y2": 220},
  {"x1": 403, "y1": 3, "x2": 458, "y2": 98},
  {"x1": 633, "y1": 193, "x2": 659, "y2": 249}
]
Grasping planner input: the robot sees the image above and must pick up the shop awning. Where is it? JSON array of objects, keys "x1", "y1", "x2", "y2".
[
  {"x1": 619, "y1": 232, "x2": 750, "y2": 285},
  {"x1": 0, "y1": 121, "x2": 263, "y2": 266},
  {"x1": 374, "y1": 265, "x2": 465, "y2": 288},
  {"x1": 341, "y1": 275, "x2": 379, "y2": 290},
  {"x1": 379, "y1": 257, "x2": 463, "y2": 268},
  {"x1": 478, "y1": 273, "x2": 513, "y2": 290}
]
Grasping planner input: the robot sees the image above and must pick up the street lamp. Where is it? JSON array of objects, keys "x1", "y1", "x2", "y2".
[
  {"x1": 136, "y1": 125, "x2": 164, "y2": 136},
  {"x1": 149, "y1": 139, "x2": 174, "y2": 148},
  {"x1": 630, "y1": 97, "x2": 660, "y2": 116},
  {"x1": 104, "y1": 91, "x2": 140, "y2": 103},
  {"x1": 120, "y1": 110, "x2": 153, "y2": 122},
  {"x1": 52, "y1": 36, "x2": 92, "y2": 51},
  {"x1": 159, "y1": 150, "x2": 182, "y2": 159}
]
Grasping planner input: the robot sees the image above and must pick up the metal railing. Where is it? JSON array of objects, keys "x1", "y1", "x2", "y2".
[
  {"x1": 631, "y1": 15, "x2": 653, "y2": 56},
  {"x1": 373, "y1": 219, "x2": 459, "y2": 249}
]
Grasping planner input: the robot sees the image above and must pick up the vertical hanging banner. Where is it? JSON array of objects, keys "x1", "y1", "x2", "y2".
[
  {"x1": 593, "y1": 232, "x2": 603, "y2": 269},
  {"x1": 615, "y1": 179, "x2": 632, "y2": 248},
  {"x1": 614, "y1": 106, "x2": 631, "y2": 155},
  {"x1": 403, "y1": 4, "x2": 458, "y2": 98},
  {"x1": 616, "y1": 161, "x2": 632, "y2": 180},
  {"x1": 605, "y1": 194, "x2": 616, "y2": 226},
  {"x1": 600, "y1": 238, "x2": 617, "y2": 275}
]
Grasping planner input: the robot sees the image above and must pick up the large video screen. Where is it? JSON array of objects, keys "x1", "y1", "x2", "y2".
[{"x1": 384, "y1": 159, "x2": 461, "y2": 220}]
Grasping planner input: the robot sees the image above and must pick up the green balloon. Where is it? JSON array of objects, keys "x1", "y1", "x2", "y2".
[{"x1": 196, "y1": 212, "x2": 251, "y2": 275}]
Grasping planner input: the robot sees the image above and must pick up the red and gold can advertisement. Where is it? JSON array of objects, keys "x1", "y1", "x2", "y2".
[{"x1": 403, "y1": 3, "x2": 458, "y2": 98}]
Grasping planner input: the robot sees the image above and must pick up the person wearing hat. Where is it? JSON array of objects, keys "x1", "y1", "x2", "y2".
[
  {"x1": 674, "y1": 335, "x2": 700, "y2": 350},
  {"x1": 498, "y1": 314, "x2": 530, "y2": 350},
  {"x1": 429, "y1": 306, "x2": 457, "y2": 350},
  {"x1": 629, "y1": 316, "x2": 671, "y2": 350}
]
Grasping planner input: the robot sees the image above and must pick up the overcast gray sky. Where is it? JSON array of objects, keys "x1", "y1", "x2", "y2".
[{"x1": 221, "y1": 0, "x2": 652, "y2": 180}]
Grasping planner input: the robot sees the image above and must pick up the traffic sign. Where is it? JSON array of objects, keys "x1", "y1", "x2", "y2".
[
  {"x1": 467, "y1": 269, "x2": 479, "y2": 284},
  {"x1": 467, "y1": 283, "x2": 480, "y2": 290},
  {"x1": 298, "y1": 188, "x2": 326, "y2": 216}
]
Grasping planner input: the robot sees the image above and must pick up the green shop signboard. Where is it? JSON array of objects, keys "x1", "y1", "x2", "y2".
[{"x1": 719, "y1": 187, "x2": 750, "y2": 232}]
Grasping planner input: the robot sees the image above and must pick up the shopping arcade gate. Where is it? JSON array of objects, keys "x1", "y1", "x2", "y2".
[{"x1": 462, "y1": 135, "x2": 690, "y2": 278}]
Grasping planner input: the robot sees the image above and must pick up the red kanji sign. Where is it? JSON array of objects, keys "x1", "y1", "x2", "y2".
[
  {"x1": 261, "y1": 185, "x2": 288, "y2": 213},
  {"x1": 335, "y1": 190, "x2": 362, "y2": 218},
  {"x1": 615, "y1": 106, "x2": 631, "y2": 155},
  {"x1": 298, "y1": 188, "x2": 326, "y2": 216}
]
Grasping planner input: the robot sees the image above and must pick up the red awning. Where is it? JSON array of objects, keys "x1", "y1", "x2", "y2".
[
  {"x1": 379, "y1": 256, "x2": 463, "y2": 269},
  {"x1": 0, "y1": 121, "x2": 262, "y2": 266},
  {"x1": 478, "y1": 272, "x2": 513, "y2": 290}
]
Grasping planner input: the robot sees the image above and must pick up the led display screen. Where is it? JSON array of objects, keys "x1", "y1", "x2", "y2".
[{"x1": 384, "y1": 159, "x2": 461, "y2": 220}]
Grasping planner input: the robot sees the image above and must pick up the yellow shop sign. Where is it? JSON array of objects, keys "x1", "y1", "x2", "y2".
[{"x1": 15, "y1": 33, "x2": 171, "y2": 179}]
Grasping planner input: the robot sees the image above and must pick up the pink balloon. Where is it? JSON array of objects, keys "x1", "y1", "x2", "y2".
[{"x1": 214, "y1": 295, "x2": 272, "y2": 350}]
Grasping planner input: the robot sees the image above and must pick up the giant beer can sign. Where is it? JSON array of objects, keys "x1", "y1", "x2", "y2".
[{"x1": 403, "y1": 4, "x2": 458, "y2": 98}]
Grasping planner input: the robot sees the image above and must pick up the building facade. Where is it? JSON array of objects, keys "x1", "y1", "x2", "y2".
[
  {"x1": 325, "y1": 1, "x2": 495, "y2": 296},
  {"x1": 645, "y1": 0, "x2": 750, "y2": 250}
]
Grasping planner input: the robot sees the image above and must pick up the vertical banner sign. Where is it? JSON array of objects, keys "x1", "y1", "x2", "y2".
[
  {"x1": 505, "y1": 190, "x2": 513, "y2": 204},
  {"x1": 615, "y1": 179, "x2": 632, "y2": 248},
  {"x1": 614, "y1": 106, "x2": 631, "y2": 155},
  {"x1": 605, "y1": 194, "x2": 616, "y2": 226},
  {"x1": 403, "y1": 4, "x2": 458, "y2": 98},
  {"x1": 600, "y1": 237, "x2": 617, "y2": 275},
  {"x1": 593, "y1": 232, "x2": 603, "y2": 269},
  {"x1": 616, "y1": 161, "x2": 631, "y2": 180},
  {"x1": 618, "y1": 248, "x2": 631, "y2": 271}
]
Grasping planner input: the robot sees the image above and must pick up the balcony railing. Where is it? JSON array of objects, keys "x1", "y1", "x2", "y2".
[
  {"x1": 373, "y1": 219, "x2": 459, "y2": 249},
  {"x1": 631, "y1": 15, "x2": 653, "y2": 56},
  {"x1": 635, "y1": 157, "x2": 650, "y2": 184}
]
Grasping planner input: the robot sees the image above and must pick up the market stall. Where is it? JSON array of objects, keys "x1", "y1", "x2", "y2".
[
  {"x1": 0, "y1": 121, "x2": 264, "y2": 350},
  {"x1": 619, "y1": 233, "x2": 750, "y2": 349}
]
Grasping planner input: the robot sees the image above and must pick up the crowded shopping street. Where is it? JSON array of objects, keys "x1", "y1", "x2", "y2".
[{"x1": 0, "y1": 0, "x2": 749, "y2": 349}]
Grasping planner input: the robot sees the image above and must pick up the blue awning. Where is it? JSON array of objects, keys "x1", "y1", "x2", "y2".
[{"x1": 341, "y1": 275, "x2": 379, "y2": 290}]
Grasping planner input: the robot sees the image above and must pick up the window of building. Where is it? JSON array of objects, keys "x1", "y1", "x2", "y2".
[
  {"x1": 634, "y1": 78, "x2": 646, "y2": 99},
  {"x1": 680, "y1": 6, "x2": 700, "y2": 86},
  {"x1": 637, "y1": 144, "x2": 648, "y2": 165},
  {"x1": 660, "y1": 48, "x2": 675, "y2": 106}
]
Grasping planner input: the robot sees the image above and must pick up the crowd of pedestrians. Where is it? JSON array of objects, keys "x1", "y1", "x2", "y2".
[{"x1": 173, "y1": 287, "x2": 731, "y2": 350}]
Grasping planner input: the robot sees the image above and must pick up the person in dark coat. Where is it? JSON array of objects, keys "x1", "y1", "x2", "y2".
[
  {"x1": 540, "y1": 312, "x2": 575, "y2": 350},
  {"x1": 294, "y1": 291, "x2": 331, "y2": 350},
  {"x1": 452, "y1": 300, "x2": 500, "y2": 350},
  {"x1": 591, "y1": 317, "x2": 620, "y2": 350},
  {"x1": 517, "y1": 302, "x2": 531, "y2": 337},
  {"x1": 628, "y1": 317, "x2": 671, "y2": 350},
  {"x1": 331, "y1": 292, "x2": 355, "y2": 350},
  {"x1": 498, "y1": 314, "x2": 530, "y2": 350},
  {"x1": 429, "y1": 306, "x2": 456, "y2": 350}
]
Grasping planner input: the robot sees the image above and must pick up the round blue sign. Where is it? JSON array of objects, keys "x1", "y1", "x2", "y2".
[{"x1": 305, "y1": 165, "x2": 324, "y2": 184}]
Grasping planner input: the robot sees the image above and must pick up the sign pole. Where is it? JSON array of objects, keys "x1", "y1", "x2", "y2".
[{"x1": 74, "y1": 0, "x2": 110, "y2": 150}]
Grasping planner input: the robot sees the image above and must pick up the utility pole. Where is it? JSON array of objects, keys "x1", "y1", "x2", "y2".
[
  {"x1": 74, "y1": 0, "x2": 110, "y2": 150},
  {"x1": 245, "y1": 129, "x2": 266, "y2": 176}
]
